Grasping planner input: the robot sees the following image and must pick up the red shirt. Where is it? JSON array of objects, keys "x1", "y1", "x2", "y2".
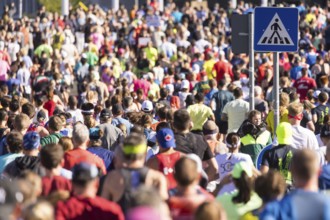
[
  {"x1": 63, "y1": 148, "x2": 106, "y2": 175},
  {"x1": 43, "y1": 100, "x2": 56, "y2": 117},
  {"x1": 42, "y1": 175, "x2": 72, "y2": 196},
  {"x1": 156, "y1": 152, "x2": 181, "y2": 189},
  {"x1": 293, "y1": 76, "x2": 317, "y2": 101},
  {"x1": 168, "y1": 187, "x2": 214, "y2": 220},
  {"x1": 213, "y1": 60, "x2": 233, "y2": 82},
  {"x1": 56, "y1": 196, "x2": 124, "y2": 220}
]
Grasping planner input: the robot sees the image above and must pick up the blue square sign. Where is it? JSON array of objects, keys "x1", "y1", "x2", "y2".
[{"x1": 254, "y1": 7, "x2": 298, "y2": 52}]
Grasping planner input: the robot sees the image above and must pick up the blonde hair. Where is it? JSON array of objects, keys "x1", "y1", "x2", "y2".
[
  {"x1": 22, "y1": 201, "x2": 54, "y2": 220},
  {"x1": 279, "y1": 93, "x2": 290, "y2": 116}
]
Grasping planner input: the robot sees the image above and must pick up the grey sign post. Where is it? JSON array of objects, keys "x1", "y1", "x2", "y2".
[{"x1": 232, "y1": 14, "x2": 255, "y2": 111}]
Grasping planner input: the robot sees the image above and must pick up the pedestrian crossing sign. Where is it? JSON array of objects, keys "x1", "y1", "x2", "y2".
[{"x1": 254, "y1": 7, "x2": 298, "y2": 52}]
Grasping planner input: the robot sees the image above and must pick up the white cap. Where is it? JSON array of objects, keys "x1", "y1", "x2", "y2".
[
  {"x1": 104, "y1": 61, "x2": 112, "y2": 67},
  {"x1": 165, "y1": 84, "x2": 174, "y2": 94},
  {"x1": 81, "y1": 53, "x2": 87, "y2": 59},
  {"x1": 192, "y1": 64, "x2": 200, "y2": 74},
  {"x1": 181, "y1": 80, "x2": 190, "y2": 90},
  {"x1": 313, "y1": 90, "x2": 321, "y2": 99},
  {"x1": 142, "y1": 100, "x2": 153, "y2": 112}
]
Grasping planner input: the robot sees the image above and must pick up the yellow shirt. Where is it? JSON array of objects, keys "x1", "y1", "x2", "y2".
[
  {"x1": 144, "y1": 47, "x2": 158, "y2": 67},
  {"x1": 217, "y1": 191, "x2": 262, "y2": 220},
  {"x1": 266, "y1": 109, "x2": 289, "y2": 136},
  {"x1": 187, "y1": 103, "x2": 214, "y2": 130},
  {"x1": 203, "y1": 59, "x2": 216, "y2": 79}
]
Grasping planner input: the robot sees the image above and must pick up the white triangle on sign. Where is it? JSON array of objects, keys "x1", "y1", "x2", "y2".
[{"x1": 257, "y1": 13, "x2": 294, "y2": 46}]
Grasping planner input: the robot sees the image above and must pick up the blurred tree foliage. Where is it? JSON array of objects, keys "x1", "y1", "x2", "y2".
[{"x1": 38, "y1": 0, "x2": 85, "y2": 13}]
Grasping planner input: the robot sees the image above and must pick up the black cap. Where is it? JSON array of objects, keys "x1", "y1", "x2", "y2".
[
  {"x1": 100, "y1": 108, "x2": 112, "y2": 118},
  {"x1": 81, "y1": 103, "x2": 94, "y2": 115},
  {"x1": 72, "y1": 163, "x2": 99, "y2": 184},
  {"x1": 112, "y1": 104, "x2": 123, "y2": 116}
]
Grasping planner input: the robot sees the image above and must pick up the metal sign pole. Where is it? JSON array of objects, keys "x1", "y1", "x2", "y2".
[
  {"x1": 249, "y1": 13, "x2": 255, "y2": 111},
  {"x1": 273, "y1": 52, "x2": 280, "y2": 131}
]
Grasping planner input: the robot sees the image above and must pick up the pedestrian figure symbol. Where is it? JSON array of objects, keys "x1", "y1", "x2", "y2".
[{"x1": 257, "y1": 13, "x2": 294, "y2": 46}]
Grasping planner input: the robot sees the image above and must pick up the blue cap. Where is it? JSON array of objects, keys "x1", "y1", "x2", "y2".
[
  {"x1": 72, "y1": 162, "x2": 99, "y2": 183},
  {"x1": 89, "y1": 127, "x2": 101, "y2": 140},
  {"x1": 23, "y1": 132, "x2": 40, "y2": 150},
  {"x1": 156, "y1": 128, "x2": 176, "y2": 149}
]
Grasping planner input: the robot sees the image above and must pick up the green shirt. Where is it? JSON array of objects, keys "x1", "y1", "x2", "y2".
[
  {"x1": 40, "y1": 133, "x2": 62, "y2": 147},
  {"x1": 217, "y1": 191, "x2": 262, "y2": 220}
]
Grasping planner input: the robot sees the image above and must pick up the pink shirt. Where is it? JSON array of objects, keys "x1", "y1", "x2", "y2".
[
  {"x1": 133, "y1": 79, "x2": 150, "y2": 98},
  {"x1": 0, "y1": 60, "x2": 9, "y2": 81}
]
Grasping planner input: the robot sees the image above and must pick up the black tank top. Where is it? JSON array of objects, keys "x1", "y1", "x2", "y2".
[{"x1": 117, "y1": 167, "x2": 149, "y2": 213}]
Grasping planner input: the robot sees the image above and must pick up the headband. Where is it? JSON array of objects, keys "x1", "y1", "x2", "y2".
[
  {"x1": 288, "y1": 113, "x2": 303, "y2": 121},
  {"x1": 203, "y1": 129, "x2": 218, "y2": 135},
  {"x1": 122, "y1": 144, "x2": 147, "y2": 155}
]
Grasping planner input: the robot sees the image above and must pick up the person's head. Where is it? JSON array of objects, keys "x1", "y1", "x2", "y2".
[
  {"x1": 58, "y1": 136, "x2": 74, "y2": 152},
  {"x1": 88, "y1": 127, "x2": 104, "y2": 147},
  {"x1": 0, "y1": 108, "x2": 8, "y2": 123},
  {"x1": 231, "y1": 161, "x2": 254, "y2": 204},
  {"x1": 203, "y1": 120, "x2": 219, "y2": 138},
  {"x1": 172, "y1": 109, "x2": 191, "y2": 132},
  {"x1": 248, "y1": 110, "x2": 262, "y2": 126},
  {"x1": 279, "y1": 92, "x2": 290, "y2": 107},
  {"x1": 121, "y1": 133, "x2": 147, "y2": 163},
  {"x1": 225, "y1": 132, "x2": 240, "y2": 152},
  {"x1": 17, "y1": 171, "x2": 42, "y2": 205},
  {"x1": 22, "y1": 201, "x2": 54, "y2": 220},
  {"x1": 13, "y1": 113, "x2": 30, "y2": 133},
  {"x1": 287, "y1": 102, "x2": 303, "y2": 124},
  {"x1": 233, "y1": 87, "x2": 243, "y2": 99},
  {"x1": 40, "y1": 144, "x2": 64, "y2": 170},
  {"x1": 21, "y1": 103, "x2": 35, "y2": 119},
  {"x1": 99, "y1": 108, "x2": 112, "y2": 124},
  {"x1": 48, "y1": 116, "x2": 63, "y2": 133},
  {"x1": 0, "y1": 179, "x2": 23, "y2": 220},
  {"x1": 71, "y1": 163, "x2": 100, "y2": 195},
  {"x1": 319, "y1": 75, "x2": 329, "y2": 87},
  {"x1": 291, "y1": 149, "x2": 319, "y2": 189},
  {"x1": 141, "y1": 100, "x2": 154, "y2": 114},
  {"x1": 6, "y1": 131, "x2": 23, "y2": 154},
  {"x1": 112, "y1": 103, "x2": 123, "y2": 117},
  {"x1": 129, "y1": 186, "x2": 171, "y2": 220},
  {"x1": 157, "y1": 106, "x2": 170, "y2": 121},
  {"x1": 195, "y1": 202, "x2": 227, "y2": 220},
  {"x1": 254, "y1": 86, "x2": 263, "y2": 98},
  {"x1": 174, "y1": 157, "x2": 200, "y2": 187},
  {"x1": 9, "y1": 99, "x2": 20, "y2": 113},
  {"x1": 276, "y1": 122, "x2": 293, "y2": 145},
  {"x1": 301, "y1": 67, "x2": 308, "y2": 76},
  {"x1": 23, "y1": 131, "x2": 40, "y2": 156},
  {"x1": 318, "y1": 92, "x2": 329, "y2": 104},
  {"x1": 72, "y1": 123, "x2": 90, "y2": 148},
  {"x1": 255, "y1": 170, "x2": 286, "y2": 204},
  {"x1": 68, "y1": 95, "x2": 78, "y2": 110},
  {"x1": 195, "y1": 92, "x2": 204, "y2": 103},
  {"x1": 156, "y1": 127, "x2": 176, "y2": 150}
]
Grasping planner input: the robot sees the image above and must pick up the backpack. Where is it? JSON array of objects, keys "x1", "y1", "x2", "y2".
[{"x1": 117, "y1": 167, "x2": 149, "y2": 213}]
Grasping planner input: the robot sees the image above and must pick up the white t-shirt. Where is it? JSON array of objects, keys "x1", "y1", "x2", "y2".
[
  {"x1": 222, "y1": 99, "x2": 250, "y2": 133},
  {"x1": 215, "y1": 152, "x2": 253, "y2": 196},
  {"x1": 291, "y1": 125, "x2": 319, "y2": 150}
]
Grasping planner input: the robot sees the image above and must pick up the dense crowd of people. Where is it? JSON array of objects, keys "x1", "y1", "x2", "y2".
[{"x1": 0, "y1": 0, "x2": 330, "y2": 219}]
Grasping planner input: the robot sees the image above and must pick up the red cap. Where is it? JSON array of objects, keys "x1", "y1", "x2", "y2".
[{"x1": 200, "y1": 71, "x2": 207, "y2": 77}]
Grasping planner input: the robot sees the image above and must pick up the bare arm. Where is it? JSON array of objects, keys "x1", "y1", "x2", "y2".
[
  {"x1": 204, "y1": 157, "x2": 218, "y2": 181},
  {"x1": 221, "y1": 113, "x2": 228, "y2": 121},
  {"x1": 260, "y1": 165, "x2": 269, "y2": 174}
]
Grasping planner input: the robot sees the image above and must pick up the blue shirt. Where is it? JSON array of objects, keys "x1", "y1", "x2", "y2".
[
  {"x1": 290, "y1": 66, "x2": 303, "y2": 80},
  {"x1": 260, "y1": 189, "x2": 330, "y2": 220},
  {"x1": 111, "y1": 117, "x2": 133, "y2": 135},
  {"x1": 0, "y1": 153, "x2": 23, "y2": 173},
  {"x1": 87, "y1": 147, "x2": 114, "y2": 171}
]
